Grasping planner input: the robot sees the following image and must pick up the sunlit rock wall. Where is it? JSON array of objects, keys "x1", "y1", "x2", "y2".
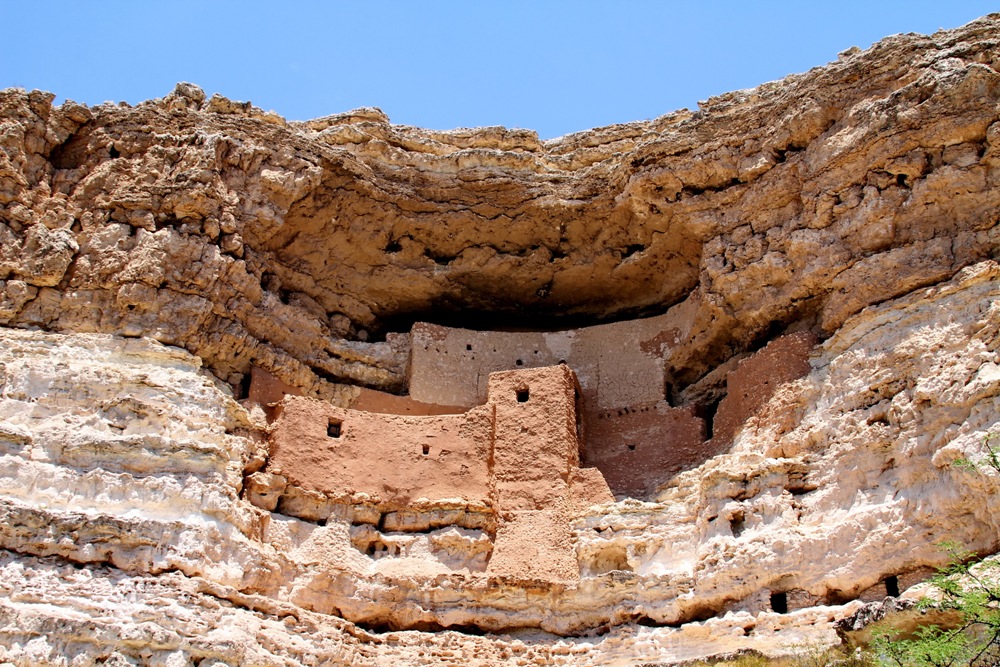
[{"x1": 2, "y1": 13, "x2": 1000, "y2": 667}]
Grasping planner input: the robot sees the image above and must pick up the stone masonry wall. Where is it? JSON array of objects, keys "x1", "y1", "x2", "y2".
[
  {"x1": 585, "y1": 402, "x2": 708, "y2": 497},
  {"x1": 711, "y1": 332, "x2": 817, "y2": 446},
  {"x1": 408, "y1": 313, "x2": 686, "y2": 411}
]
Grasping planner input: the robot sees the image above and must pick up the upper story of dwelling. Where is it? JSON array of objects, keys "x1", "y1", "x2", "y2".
[{"x1": 408, "y1": 312, "x2": 683, "y2": 412}]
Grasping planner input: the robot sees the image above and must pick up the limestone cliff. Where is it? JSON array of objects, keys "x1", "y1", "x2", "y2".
[{"x1": 1, "y1": 14, "x2": 1000, "y2": 667}]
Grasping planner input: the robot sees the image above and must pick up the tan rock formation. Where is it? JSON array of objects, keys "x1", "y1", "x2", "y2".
[
  {"x1": 1, "y1": 13, "x2": 1000, "y2": 666},
  {"x1": 3, "y1": 14, "x2": 1000, "y2": 401}
]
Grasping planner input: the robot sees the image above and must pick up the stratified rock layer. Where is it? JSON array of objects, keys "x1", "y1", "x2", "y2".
[{"x1": 1, "y1": 13, "x2": 1000, "y2": 667}]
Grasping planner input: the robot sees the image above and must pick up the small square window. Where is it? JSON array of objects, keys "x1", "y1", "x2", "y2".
[
  {"x1": 328, "y1": 419, "x2": 342, "y2": 438},
  {"x1": 516, "y1": 388, "x2": 529, "y2": 403}
]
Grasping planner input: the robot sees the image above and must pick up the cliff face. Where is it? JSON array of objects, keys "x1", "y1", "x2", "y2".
[
  {"x1": 2, "y1": 14, "x2": 1000, "y2": 667},
  {"x1": 4, "y1": 14, "x2": 1000, "y2": 398}
]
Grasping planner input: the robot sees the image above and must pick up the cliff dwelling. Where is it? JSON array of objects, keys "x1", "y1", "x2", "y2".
[
  {"x1": 252, "y1": 315, "x2": 818, "y2": 494},
  {"x1": 247, "y1": 317, "x2": 820, "y2": 587},
  {"x1": 259, "y1": 365, "x2": 611, "y2": 583}
]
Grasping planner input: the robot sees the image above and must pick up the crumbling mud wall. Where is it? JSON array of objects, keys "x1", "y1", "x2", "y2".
[
  {"x1": 584, "y1": 402, "x2": 708, "y2": 497},
  {"x1": 268, "y1": 397, "x2": 492, "y2": 510},
  {"x1": 262, "y1": 365, "x2": 614, "y2": 583},
  {"x1": 409, "y1": 315, "x2": 677, "y2": 410},
  {"x1": 2, "y1": 14, "x2": 1000, "y2": 667},
  {"x1": 710, "y1": 332, "x2": 817, "y2": 446}
]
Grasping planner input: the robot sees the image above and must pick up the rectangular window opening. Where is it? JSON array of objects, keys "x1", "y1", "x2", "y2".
[
  {"x1": 516, "y1": 388, "x2": 529, "y2": 403},
  {"x1": 327, "y1": 419, "x2": 342, "y2": 438}
]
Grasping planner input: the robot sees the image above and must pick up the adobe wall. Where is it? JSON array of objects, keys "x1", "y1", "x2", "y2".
[
  {"x1": 711, "y1": 332, "x2": 817, "y2": 446},
  {"x1": 247, "y1": 366, "x2": 303, "y2": 421},
  {"x1": 265, "y1": 364, "x2": 615, "y2": 583},
  {"x1": 409, "y1": 311, "x2": 686, "y2": 412},
  {"x1": 584, "y1": 402, "x2": 708, "y2": 497},
  {"x1": 250, "y1": 364, "x2": 465, "y2": 418},
  {"x1": 485, "y1": 365, "x2": 613, "y2": 581},
  {"x1": 488, "y1": 365, "x2": 583, "y2": 512},
  {"x1": 267, "y1": 396, "x2": 492, "y2": 510}
]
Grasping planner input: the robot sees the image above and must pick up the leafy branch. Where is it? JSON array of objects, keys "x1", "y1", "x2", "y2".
[
  {"x1": 870, "y1": 434, "x2": 1000, "y2": 666},
  {"x1": 951, "y1": 432, "x2": 1000, "y2": 476}
]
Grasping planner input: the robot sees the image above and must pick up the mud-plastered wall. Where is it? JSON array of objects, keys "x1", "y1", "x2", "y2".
[
  {"x1": 409, "y1": 312, "x2": 687, "y2": 411},
  {"x1": 585, "y1": 402, "x2": 709, "y2": 496},
  {"x1": 267, "y1": 396, "x2": 493, "y2": 510}
]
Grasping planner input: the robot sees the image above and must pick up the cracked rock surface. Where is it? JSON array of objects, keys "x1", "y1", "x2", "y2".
[{"x1": 1, "y1": 13, "x2": 1000, "y2": 667}]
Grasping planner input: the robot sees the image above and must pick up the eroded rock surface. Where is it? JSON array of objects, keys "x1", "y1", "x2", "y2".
[
  {"x1": 4, "y1": 15, "x2": 1000, "y2": 399},
  {"x1": 2, "y1": 13, "x2": 1000, "y2": 667}
]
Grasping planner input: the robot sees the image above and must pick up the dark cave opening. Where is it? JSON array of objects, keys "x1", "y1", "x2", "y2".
[{"x1": 370, "y1": 293, "x2": 682, "y2": 341}]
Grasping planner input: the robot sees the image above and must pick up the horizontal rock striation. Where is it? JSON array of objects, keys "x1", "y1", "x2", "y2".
[
  {"x1": 2, "y1": 13, "x2": 1000, "y2": 667},
  {"x1": 3, "y1": 258, "x2": 998, "y2": 662}
]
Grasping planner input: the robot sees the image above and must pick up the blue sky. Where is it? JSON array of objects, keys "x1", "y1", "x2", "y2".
[{"x1": 1, "y1": 2, "x2": 996, "y2": 139}]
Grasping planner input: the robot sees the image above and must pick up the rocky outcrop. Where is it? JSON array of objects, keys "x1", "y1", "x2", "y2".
[
  {"x1": 2, "y1": 13, "x2": 1000, "y2": 667},
  {"x1": 4, "y1": 15, "x2": 1000, "y2": 400}
]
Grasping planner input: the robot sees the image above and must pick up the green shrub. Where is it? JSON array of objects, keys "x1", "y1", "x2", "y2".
[{"x1": 870, "y1": 436, "x2": 1000, "y2": 667}]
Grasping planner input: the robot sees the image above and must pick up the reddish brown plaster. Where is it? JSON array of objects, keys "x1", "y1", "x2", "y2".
[
  {"x1": 489, "y1": 365, "x2": 582, "y2": 512},
  {"x1": 265, "y1": 364, "x2": 615, "y2": 583},
  {"x1": 267, "y1": 365, "x2": 612, "y2": 515},
  {"x1": 350, "y1": 387, "x2": 466, "y2": 416},
  {"x1": 268, "y1": 396, "x2": 492, "y2": 510},
  {"x1": 568, "y1": 468, "x2": 615, "y2": 511},
  {"x1": 639, "y1": 327, "x2": 681, "y2": 358},
  {"x1": 248, "y1": 366, "x2": 303, "y2": 421},
  {"x1": 584, "y1": 402, "x2": 707, "y2": 497},
  {"x1": 711, "y1": 332, "x2": 817, "y2": 447}
]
